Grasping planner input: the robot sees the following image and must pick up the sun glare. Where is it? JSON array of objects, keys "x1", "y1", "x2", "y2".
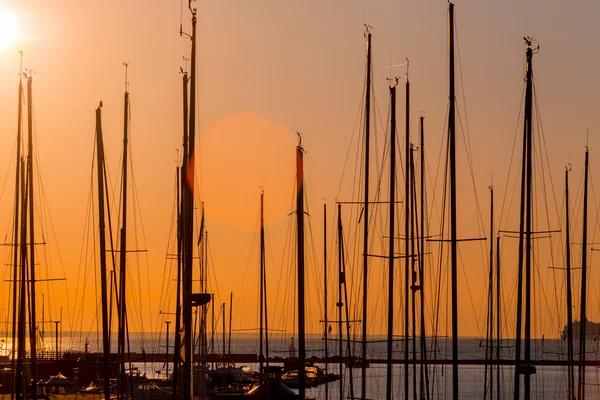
[{"x1": 0, "y1": 7, "x2": 18, "y2": 50}]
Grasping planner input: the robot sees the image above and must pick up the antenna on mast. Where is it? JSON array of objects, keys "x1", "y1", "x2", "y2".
[
  {"x1": 181, "y1": 56, "x2": 190, "y2": 74},
  {"x1": 387, "y1": 76, "x2": 400, "y2": 88},
  {"x1": 24, "y1": 68, "x2": 34, "y2": 80},
  {"x1": 294, "y1": 130, "x2": 302, "y2": 147},
  {"x1": 123, "y1": 62, "x2": 129, "y2": 92}
]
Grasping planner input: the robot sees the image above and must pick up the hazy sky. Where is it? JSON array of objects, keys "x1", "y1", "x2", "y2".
[{"x1": 0, "y1": 0, "x2": 599, "y2": 349}]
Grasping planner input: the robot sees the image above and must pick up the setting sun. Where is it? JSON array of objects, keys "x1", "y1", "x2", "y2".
[{"x1": 0, "y1": 7, "x2": 17, "y2": 50}]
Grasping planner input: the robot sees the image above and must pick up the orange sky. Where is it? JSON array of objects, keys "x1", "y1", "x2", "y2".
[{"x1": 0, "y1": 0, "x2": 599, "y2": 349}]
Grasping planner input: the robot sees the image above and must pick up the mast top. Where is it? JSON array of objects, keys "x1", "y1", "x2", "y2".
[
  {"x1": 524, "y1": 36, "x2": 539, "y2": 53},
  {"x1": 188, "y1": 1, "x2": 196, "y2": 17},
  {"x1": 387, "y1": 76, "x2": 399, "y2": 89},
  {"x1": 294, "y1": 130, "x2": 303, "y2": 147},
  {"x1": 123, "y1": 62, "x2": 130, "y2": 93},
  {"x1": 24, "y1": 68, "x2": 34, "y2": 81}
]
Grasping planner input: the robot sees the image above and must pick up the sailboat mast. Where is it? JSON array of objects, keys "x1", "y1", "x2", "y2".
[
  {"x1": 496, "y1": 236, "x2": 502, "y2": 400},
  {"x1": 118, "y1": 63, "x2": 130, "y2": 398},
  {"x1": 26, "y1": 75, "x2": 37, "y2": 395},
  {"x1": 577, "y1": 147, "x2": 589, "y2": 400},
  {"x1": 337, "y1": 204, "x2": 356, "y2": 400},
  {"x1": 337, "y1": 204, "x2": 344, "y2": 400},
  {"x1": 260, "y1": 191, "x2": 265, "y2": 376},
  {"x1": 211, "y1": 294, "x2": 215, "y2": 355},
  {"x1": 183, "y1": 6, "x2": 197, "y2": 398},
  {"x1": 524, "y1": 38, "x2": 535, "y2": 400},
  {"x1": 485, "y1": 187, "x2": 494, "y2": 400},
  {"x1": 419, "y1": 115, "x2": 430, "y2": 400},
  {"x1": 16, "y1": 157, "x2": 27, "y2": 400},
  {"x1": 173, "y1": 71, "x2": 189, "y2": 397},
  {"x1": 565, "y1": 168, "x2": 574, "y2": 400},
  {"x1": 448, "y1": 4, "x2": 459, "y2": 399},
  {"x1": 11, "y1": 55, "x2": 23, "y2": 400},
  {"x1": 263, "y1": 257, "x2": 270, "y2": 375},
  {"x1": 514, "y1": 37, "x2": 535, "y2": 400},
  {"x1": 95, "y1": 104, "x2": 111, "y2": 400},
  {"x1": 173, "y1": 166, "x2": 182, "y2": 397},
  {"x1": 404, "y1": 63, "x2": 411, "y2": 400},
  {"x1": 323, "y1": 202, "x2": 329, "y2": 400},
  {"x1": 410, "y1": 146, "x2": 418, "y2": 400},
  {"x1": 496, "y1": 235, "x2": 501, "y2": 400},
  {"x1": 362, "y1": 27, "x2": 372, "y2": 399},
  {"x1": 386, "y1": 79, "x2": 397, "y2": 400},
  {"x1": 296, "y1": 137, "x2": 306, "y2": 400},
  {"x1": 229, "y1": 293, "x2": 233, "y2": 355}
]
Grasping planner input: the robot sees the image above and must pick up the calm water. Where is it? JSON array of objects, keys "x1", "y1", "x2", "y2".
[{"x1": 6, "y1": 332, "x2": 600, "y2": 399}]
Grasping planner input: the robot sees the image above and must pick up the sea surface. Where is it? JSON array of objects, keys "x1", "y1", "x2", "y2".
[{"x1": 5, "y1": 331, "x2": 600, "y2": 399}]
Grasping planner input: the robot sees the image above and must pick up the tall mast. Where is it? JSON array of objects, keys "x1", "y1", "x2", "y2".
[
  {"x1": 211, "y1": 294, "x2": 215, "y2": 355},
  {"x1": 259, "y1": 191, "x2": 265, "y2": 377},
  {"x1": 201, "y1": 210, "x2": 208, "y2": 368},
  {"x1": 386, "y1": 78, "x2": 397, "y2": 400},
  {"x1": 485, "y1": 187, "x2": 494, "y2": 400},
  {"x1": 11, "y1": 53, "x2": 23, "y2": 400},
  {"x1": 523, "y1": 37, "x2": 534, "y2": 400},
  {"x1": 229, "y1": 293, "x2": 233, "y2": 355},
  {"x1": 263, "y1": 249, "x2": 270, "y2": 382},
  {"x1": 565, "y1": 167, "x2": 574, "y2": 400},
  {"x1": 173, "y1": 70, "x2": 189, "y2": 398},
  {"x1": 118, "y1": 62, "x2": 130, "y2": 399},
  {"x1": 173, "y1": 166, "x2": 181, "y2": 397},
  {"x1": 513, "y1": 37, "x2": 535, "y2": 400},
  {"x1": 410, "y1": 145, "x2": 418, "y2": 400},
  {"x1": 26, "y1": 74, "x2": 37, "y2": 395},
  {"x1": 361, "y1": 27, "x2": 372, "y2": 399},
  {"x1": 337, "y1": 204, "x2": 355, "y2": 400},
  {"x1": 296, "y1": 135, "x2": 306, "y2": 400},
  {"x1": 577, "y1": 147, "x2": 589, "y2": 400},
  {"x1": 95, "y1": 104, "x2": 111, "y2": 400},
  {"x1": 337, "y1": 204, "x2": 344, "y2": 400},
  {"x1": 183, "y1": 4, "x2": 197, "y2": 398},
  {"x1": 496, "y1": 235, "x2": 501, "y2": 400},
  {"x1": 16, "y1": 157, "x2": 27, "y2": 400},
  {"x1": 448, "y1": 4, "x2": 459, "y2": 399},
  {"x1": 323, "y1": 202, "x2": 329, "y2": 400},
  {"x1": 404, "y1": 58, "x2": 411, "y2": 400},
  {"x1": 419, "y1": 115, "x2": 430, "y2": 400}
]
